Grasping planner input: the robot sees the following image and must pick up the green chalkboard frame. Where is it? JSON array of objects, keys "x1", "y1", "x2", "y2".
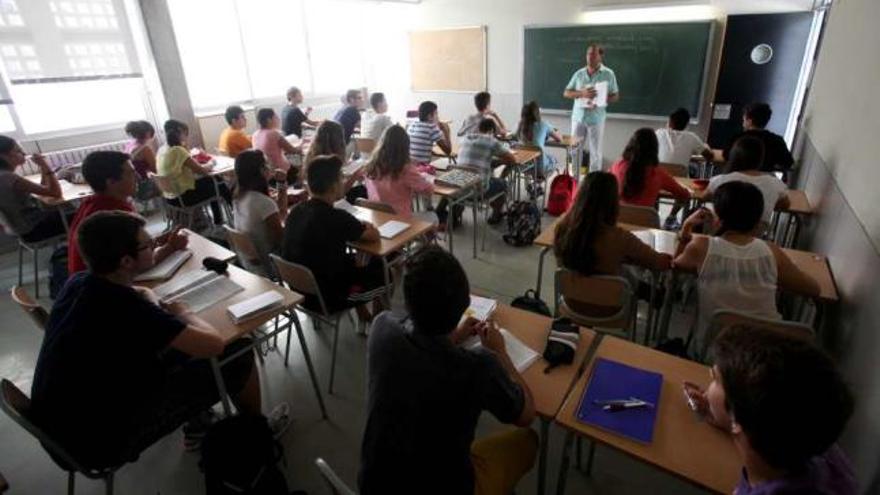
[{"x1": 522, "y1": 21, "x2": 716, "y2": 122}]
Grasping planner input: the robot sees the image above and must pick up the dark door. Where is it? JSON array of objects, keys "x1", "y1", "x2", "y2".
[{"x1": 708, "y1": 13, "x2": 814, "y2": 148}]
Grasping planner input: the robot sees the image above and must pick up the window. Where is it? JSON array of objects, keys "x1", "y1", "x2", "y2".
[
  {"x1": 0, "y1": 0, "x2": 149, "y2": 136},
  {"x1": 303, "y1": 0, "x2": 366, "y2": 94}
]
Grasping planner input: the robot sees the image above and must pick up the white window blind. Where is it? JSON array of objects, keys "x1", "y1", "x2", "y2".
[{"x1": 303, "y1": 0, "x2": 366, "y2": 95}]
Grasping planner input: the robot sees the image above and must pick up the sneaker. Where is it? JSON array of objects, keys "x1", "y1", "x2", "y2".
[
  {"x1": 267, "y1": 403, "x2": 292, "y2": 439},
  {"x1": 183, "y1": 409, "x2": 217, "y2": 452}
]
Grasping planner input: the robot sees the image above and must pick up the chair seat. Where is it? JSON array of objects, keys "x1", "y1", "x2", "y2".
[{"x1": 559, "y1": 301, "x2": 630, "y2": 331}]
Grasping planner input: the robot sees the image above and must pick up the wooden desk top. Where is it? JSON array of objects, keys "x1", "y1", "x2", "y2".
[
  {"x1": 431, "y1": 144, "x2": 541, "y2": 166},
  {"x1": 673, "y1": 177, "x2": 813, "y2": 215},
  {"x1": 544, "y1": 134, "x2": 581, "y2": 148},
  {"x1": 142, "y1": 231, "x2": 301, "y2": 344},
  {"x1": 534, "y1": 221, "x2": 838, "y2": 302},
  {"x1": 494, "y1": 304, "x2": 596, "y2": 419},
  {"x1": 348, "y1": 205, "x2": 434, "y2": 257},
  {"x1": 556, "y1": 336, "x2": 740, "y2": 494},
  {"x1": 24, "y1": 174, "x2": 93, "y2": 206},
  {"x1": 209, "y1": 155, "x2": 236, "y2": 176}
]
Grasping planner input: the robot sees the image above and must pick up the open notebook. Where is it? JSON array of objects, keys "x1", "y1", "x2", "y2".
[
  {"x1": 463, "y1": 329, "x2": 540, "y2": 373},
  {"x1": 633, "y1": 229, "x2": 677, "y2": 255},
  {"x1": 134, "y1": 250, "x2": 193, "y2": 282},
  {"x1": 153, "y1": 270, "x2": 244, "y2": 314}
]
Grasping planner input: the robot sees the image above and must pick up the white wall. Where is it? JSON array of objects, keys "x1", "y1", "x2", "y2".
[{"x1": 801, "y1": 0, "x2": 880, "y2": 249}]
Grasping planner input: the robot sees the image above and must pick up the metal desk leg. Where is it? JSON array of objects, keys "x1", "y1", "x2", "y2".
[
  {"x1": 291, "y1": 312, "x2": 328, "y2": 419},
  {"x1": 536, "y1": 246, "x2": 551, "y2": 300},
  {"x1": 211, "y1": 357, "x2": 233, "y2": 416},
  {"x1": 555, "y1": 431, "x2": 576, "y2": 495},
  {"x1": 537, "y1": 418, "x2": 550, "y2": 495}
]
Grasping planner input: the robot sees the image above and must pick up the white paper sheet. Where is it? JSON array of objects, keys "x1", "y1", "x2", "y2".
[
  {"x1": 576, "y1": 81, "x2": 609, "y2": 109},
  {"x1": 378, "y1": 220, "x2": 410, "y2": 239},
  {"x1": 464, "y1": 328, "x2": 540, "y2": 373}
]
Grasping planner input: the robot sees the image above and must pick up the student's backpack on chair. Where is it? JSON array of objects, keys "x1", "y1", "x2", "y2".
[
  {"x1": 546, "y1": 172, "x2": 576, "y2": 217},
  {"x1": 201, "y1": 414, "x2": 290, "y2": 495},
  {"x1": 503, "y1": 201, "x2": 542, "y2": 247}
]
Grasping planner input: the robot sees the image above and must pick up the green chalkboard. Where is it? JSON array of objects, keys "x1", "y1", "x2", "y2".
[{"x1": 523, "y1": 22, "x2": 713, "y2": 118}]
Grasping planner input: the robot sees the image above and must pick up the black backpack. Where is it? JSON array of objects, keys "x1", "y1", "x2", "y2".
[
  {"x1": 502, "y1": 201, "x2": 542, "y2": 247},
  {"x1": 200, "y1": 414, "x2": 290, "y2": 495},
  {"x1": 511, "y1": 289, "x2": 551, "y2": 317}
]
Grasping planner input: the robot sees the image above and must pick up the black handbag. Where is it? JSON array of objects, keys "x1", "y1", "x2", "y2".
[{"x1": 510, "y1": 289, "x2": 551, "y2": 317}]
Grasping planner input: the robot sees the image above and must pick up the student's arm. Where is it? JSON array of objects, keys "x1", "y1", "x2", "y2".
[
  {"x1": 622, "y1": 230, "x2": 673, "y2": 271},
  {"x1": 277, "y1": 132, "x2": 300, "y2": 155},
  {"x1": 403, "y1": 165, "x2": 435, "y2": 194},
  {"x1": 487, "y1": 111, "x2": 508, "y2": 135},
  {"x1": 263, "y1": 212, "x2": 284, "y2": 247},
  {"x1": 661, "y1": 168, "x2": 691, "y2": 202},
  {"x1": 673, "y1": 208, "x2": 714, "y2": 270},
  {"x1": 497, "y1": 147, "x2": 517, "y2": 166},
  {"x1": 183, "y1": 156, "x2": 213, "y2": 176},
  {"x1": 549, "y1": 127, "x2": 563, "y2": 142},
  {"x1": 359, "y1": 221, "x2": 380, "y2": 242},
  {"x1": 153, "y1": 228, "x2": 189, "y2": 264},
  {"x1": 141, "y1": 146, "x2": 158, "y2": 174},
  {"x1": 479, "y1": 320, "x2": 536, "y2": 427},
  {"x1": 15, "y1": 154, "x2": 62, "y2": 198},
  {"x1": 146, "y1": 299, "x2": 224, "y2": 358},
  {"x1": 769, "y1": 243, "x2": 821, "y2": 298},
  {"x1": 435, "y1": 124, "x2": 452, "y2": 156}
]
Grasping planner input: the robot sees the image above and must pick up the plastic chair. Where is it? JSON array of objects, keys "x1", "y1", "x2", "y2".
[
  {"x1": 315, "y1": 458, "x2": 356, "y2": 495},
  {"x1": 554, "y1": 268, "x2": 637, "y2": 340},
  {"x1": 150, "y1": 173, "x2": 224, "y2": 230},
  {"x1": 619, "y1": 204, "x2": 661, "y2": 229},
  {"x1": 16, "y1": 233, "x2": 66, "y2": 299},
  {"x1": 354, "y1": 198, "x2": 396, "y2": 214},
  {"x1": 0, "y1": 379, "x2": 120, "y2": 495},
  {"x1": 270, "y1": 254, "x2": 355, "y2": 394},
  {"x1": 10, "y1": 286, "x2": 49, "y2": 331},
  {"x1": 697, "y1": 309, "x2": 815, "y2": 361},
  {"x1": 222, "y1": 225, "x2": 269, "y2": 276}
]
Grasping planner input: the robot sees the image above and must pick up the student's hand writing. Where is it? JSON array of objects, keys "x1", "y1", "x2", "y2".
[
  {"x1": 133, "y1": 286, "x2": 161, "y2": 306},
  {"x1": 450, "y1": 317, "x2": 479, "y2": 346},
  {"x1": 161, "y1": 300, "x2": 192, "y2": 316},
  {"x1": 477, "y1": 319, "x2": 505, "y2": 355},
  {"x1": 682, "y1": 208, "x2": 714, "y2": 232},
  {"x1": 683, "y1": 381, "x2": 727, "y2": 430}
]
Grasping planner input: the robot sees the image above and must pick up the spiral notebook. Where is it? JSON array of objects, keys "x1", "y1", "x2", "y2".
[{"x1": 576, "y1": 358, "x2": 663, "y2": 443}]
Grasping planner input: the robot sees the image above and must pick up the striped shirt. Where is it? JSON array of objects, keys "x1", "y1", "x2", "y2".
[
  {"x1": 457, "y1": 133, "x2": 509, "y2": 185},
  {"x1": 407, "y1": 121, "x2": 443, "y2": 164}
]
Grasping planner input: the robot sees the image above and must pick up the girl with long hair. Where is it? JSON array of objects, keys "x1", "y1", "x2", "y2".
[
  {"x1": 364, "y1": 125, "x2": 436, "y2": 223},
  {"x1": 610, "y1": 128, "x2": 690, "y2": 207},
  {"x1": 232, "y1": 149, "x2": 287, "y2": 274},
  {"x1": 0, "y1": 135, "x2": 66, "y2": 241},
  {"x1": 516, "y1": 101, "x2": 562, "y2": 179}
]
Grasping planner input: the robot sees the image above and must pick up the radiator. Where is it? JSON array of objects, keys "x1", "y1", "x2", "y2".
[{"x1": 21, "y1": 139, "x2": 130, "y2": 175}]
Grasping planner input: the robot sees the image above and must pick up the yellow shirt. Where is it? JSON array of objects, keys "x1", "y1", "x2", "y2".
[
  {"x1": 219, "y1": 127, "x2": 251, "y2": 158},
  {"x1": 157, "y1": 145, "x2": 195, "y2": 198}
]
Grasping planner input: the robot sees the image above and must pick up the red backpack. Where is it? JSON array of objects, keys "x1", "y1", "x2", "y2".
[{"x1": 546, "y1": 172, "x2": 576, "y2": 216}]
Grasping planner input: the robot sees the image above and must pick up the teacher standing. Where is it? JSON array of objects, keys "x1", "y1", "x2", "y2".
[{"x1": 563, "y1": 44, "x2": 619, "y2": 173}]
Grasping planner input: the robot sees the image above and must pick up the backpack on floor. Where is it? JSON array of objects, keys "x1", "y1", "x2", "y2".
[
  {"x1": 200, "y1": 414, "x2": 289, "y2": 495},
  {"x1": 503, "y1": 201, "x2": 542, "y2": 247},
  {"x1": 545, "y1": 172, "x2": 576, "y2": 217},
  {"x1": 511, "y1": 289, "x2": 551, "y2": 317}
]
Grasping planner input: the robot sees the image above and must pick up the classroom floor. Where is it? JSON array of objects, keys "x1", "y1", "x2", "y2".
[{"x1": 0, "y1": 207, "x2": 712, "y2": 495}]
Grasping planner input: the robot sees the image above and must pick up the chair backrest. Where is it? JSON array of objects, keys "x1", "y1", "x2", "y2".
[
  {"x1": 0, "y1": 379, "x2": 88, "y2": 474},
  {"x1": 315, "y1": 458, "x2": 357, "y2": 495},
  {"x1": 554, "y1": 269, "x2": 635, "y2": 335},
  {"x1": 659, "y1": 162, "x2": 688, "y2": 178},
  {"x1": 355, "y1": 198, "x2": 396, "y2": 214},
  {"x1": 222, "y1": 225, "x2": 262, "y2": 266},
  {"x1": 269, "y1": 254, "x2": 330, "y2": 315},
  {"x1": 10, "y1": 286, "x2": 49, "y2": 331},
  {"x1": 355, "y1": 138, "x2": 376, "y2": 155},
  {"x1": 700, "y1": 309, "x2": 815, "y2": 361},
  {"x1": 619, "y1": 204, "x2": 661, "y2": 229}
]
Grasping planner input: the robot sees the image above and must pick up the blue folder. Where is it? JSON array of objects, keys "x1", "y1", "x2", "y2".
[{"x1": 576, "y1": 358, "x2": 663, "y2": 443}]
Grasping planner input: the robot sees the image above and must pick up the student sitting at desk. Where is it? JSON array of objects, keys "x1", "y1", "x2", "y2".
[
  {"x1": 233, "y1": 150, "x2": 287, "y2": 275},
  {"x1": 281, "y1": 86, "x2": 318, "y2": 137},
  {"x1": 516, "y1": 100, "x2": 562, "y2": 181},
  {"x1": 457, "y1": 118, "x2": 516, "y2": 225},
  {"x1": 683, "y1": 325, "x2": 855, "y2": 495},
  {"x1": 0, "y1": 135, "x2": 65, "y2": 242},
  {"x1": 218, "y1": 105, "x2": 252, "y2": 158},
  {"x1": 706, "y1": 136, "x2": 789, "y2": 227},
  {"x1": 723, "y1": 103, "x2": 794, "y2": 175},
  {"x1": 610, "y1": 128, "x2": 690, "y2": 224},
  {"x1": 67, "y1": 151, "x2": 188, "y2": 275},
  {"x1": 252, "y1": 108, "x2": 302, "y2": 184},
  {"x1": 554, "y1": 171, "x2": 672, "y2": 275},
  {"x1": 359, "y1": 245, "x2": 537, "y2": 495},
  {"x1": 123, "y1": 120, "x2": 160, "y2": 201},
  {"x1": 362, "y1": 92, "x2": 394, "y2": 141},
  {"x1": 281, "y1": 155, "x2": 385, "y2": 322},
  {"x1": 364, "y1": 124, "x2": 436, "y2": 224},
  {"x1": 333, "y1": 89, "x2": 363, "y2": 144},
  {"x1": 655, "y1": 108, "x2": 713, "y2": 168},
  {"x1": 32, "y1": 211, "x2": 289, "y2": 468},
  {"x1": 458, "y1": 91, "x2": 508, "y2": 137},
  {"x1": 158, "y1": 119, "x2": 231, "y2": 225},
  {"x1": 305, "y1": 120, "x2": 365, "y2": 202},
  {"x1": 408, "y1": 100, "x2": 452, "y2": 167},
  {"x1": 673, "y1": 182, "x2": 819, "y2": 347}
]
